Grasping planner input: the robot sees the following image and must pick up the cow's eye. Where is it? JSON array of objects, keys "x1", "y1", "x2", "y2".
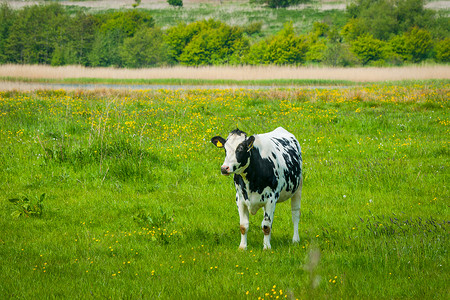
[{"x1": 237, "y1": 145, "x2": 244, "y2": 152}]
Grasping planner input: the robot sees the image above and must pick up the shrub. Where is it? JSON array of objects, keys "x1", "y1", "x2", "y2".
[
  {"x1": 311, "y1": 22, "x2": 329, "y2": 38},
  {"x1": 4, "y1": 3, "x2": 69, "y2": 64},
  {"x1": 305, "y1": 41, "x2": 327, "y2": 63},
  {"x1": 350, "y1": 34, "x2": 386, "y2": 65},
  {"x1": 435, "y1": 37, "x2": 450, "y2": 62},
  {"x1": 120, "y1": 27, "x2": 169, "y2": 68},
  {"x1": 0, "y1": 3, "x2": 15, "y2": 63},
  {"x1": 245, "y1": 23, "x2": 308, "y2": 65},
  {"x1": 346, "y1": 0, "x2": 436, "y2": 41},
  {"x1": 323, "y1": 42, "x2": 359, "y2": 66},
  {"x1": 166, "y1": 20, "x2": 249, "y2": 66},
  {"x1": 243, "y1": 21, "x2": 262, "y2": 36},
  {"x1": 388, "y1": 34, "x2": 410, "y2": 62},
  {"x1": 168, "y1": 0, "x2": 183, "y2": 7},
  {"x1": 9, "y1": 193, "x2": 45, "y2": 218},
  {"x1": 89, "y1": 10, "x2": 155, "y2": 67},
  {"x1": 341, "y1": 18, "x2": 365, "y2": 42},
  {"x1": 261, "y1": 0, "x2": 305, "y2": 8},
  {"x1": 404, "y1": 27, "x2": 433, "y2": 62}
]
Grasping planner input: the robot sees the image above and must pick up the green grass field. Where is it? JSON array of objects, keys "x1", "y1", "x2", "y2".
[{"x1": 0, "y1": 84, "x2": 448, "y2": 299}]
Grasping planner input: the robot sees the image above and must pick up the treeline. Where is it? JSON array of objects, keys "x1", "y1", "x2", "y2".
[{"x1": 0, "y1": 0, "x2": 448, "y2": 68}]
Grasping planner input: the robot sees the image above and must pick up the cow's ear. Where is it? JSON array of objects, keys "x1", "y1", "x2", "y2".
[
  {"x1": 246, "y1": 136, "x2": 255, "y2": 152},
  {"x1": 211, "y1": 136, "x2": 226, "y2": 148}
]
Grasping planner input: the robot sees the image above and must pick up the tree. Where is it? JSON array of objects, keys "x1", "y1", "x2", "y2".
[
  {"x1": 5, "y1": 3, "x2": 68, "y2": 64},
  {"x1": 89, "y1": 10, "x2": 155, "y2": 67},
  {"x1": 120, "y1": 27, "x2": 169, "y2": 67},
  {"x1": 404, "y1": 27, "x2": 433, "y2": 62},
  {"x1": 166, "y1": 20, "x2": 248, "y2": 66},
  {"x1": 0, "y1": 3, "x2": 15, "y2": 63},
  {"x1": 350, "y1": 34, "x2": 386, "y2": 65},
  {"x1": 346, "y1": 0, "x2": 435, "y2": 40},
  {"x1": 435, "y1": 38, "x2": 450, "y2": 62},
  {"x1": 245, "y1": 23, "x2": 308, "y2": 65},
  {"x1": 168, "y1": 0, "x2": 183, "y2": 8}
]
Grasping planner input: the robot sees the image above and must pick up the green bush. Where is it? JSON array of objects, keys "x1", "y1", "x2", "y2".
[
  {"x1": 98, "y1": 10, "x2": 154, "y2": 37},
  {"x1": 346, "y1": 0, "x2": 436, "y2": 41},
  {"x1": 341, "y1": 18, "x2": 365, "y2": 42},
  {"x1": 243, "y1": 21, "x2": 263, "y2": 36},
  {"x1": 387, "y1": 34, "x2": 410, "y2": 62},
  {"x1": 168, "y1": 0, "x2": 183, "y2": 7},
  {"x1": 261, "y1": 0, "x2": 305, "y2": 8},
  {"x1": 323, "y1": 42, "x2": 359, "y2": 66},
  {"x1": 88, "y1": 10, "x2": 155, "y2": 67},
  {"x1": 120, "y1": 27, "x2": 169, "y2": 68},
  {"x1": 350, "y1": 34, "x2": 386, "y2": 65},
  {"x1": 0, "y1": 3, "x2": 15, "y2": 63},
  {"x1": 245, "y1": 23, "x2": 308, "y2": 65},
  {"x1": 166, "y1": 20, "x2": 249, "y2": 66},
  {"x1": 435, "y1": 37, "x2": 450, "y2": 62},
  {"x1": 165, "y1": 21, "x2": 205, "y2": 63},
  {"x1": 404, "y1": 27, "x2": 433, "y2": 62},
  {"x1": 4, "y1": 3, "x2": 68, "y2": 64},
  {"x1": 305, "y1": 42, "x2": 327, "y2": 63},
  {"x1": 311, "y1": 22, "x2": 329, "y2": 38}
]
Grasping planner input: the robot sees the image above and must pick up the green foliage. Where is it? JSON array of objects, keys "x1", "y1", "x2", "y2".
[
  {"x1": 98, "y1": 10, "x2": 154, "y2": 37},
  {"x1": 120, "y1": 27, "x2": 169, "y2": 68},
  {"x1": 386, "y1": 27, "x2": 433, "y2": 63},
  {"x1": 0, "y1": 3, "x2": 15, "y2": 63},
  {"x1": 132, "y1": 0, "x2": 141, "y2": 8},
  {"x1": 387, "y1": 34, "x2": 410, "y2": 62},
  {"x1": 323, "y1": 42, "x2": 359, "y2": 66},
  {"x1": 133, "y1": 207, "x2": 173, "y2": 229},
  {"x1": 245, "y1": 23, "x2": 308, "y2": 65},
  {"x1": 350, "y1": 34, "x2": 386, "y2": 65},
  {"x1": 166, "y1": 19, "x2": 249, "y2": 66},
  {"x1": 346, "y1": 0, "x2": 437, "y2": 40},
  {"x1": 311, "y1": 22, "x2": 329, "y2": 38},
  {"x1": 4, "y1": 3, "x2": 68, "y2": 64},
  {"x1": 341, "y1": 18, "x2": 365, "y2": 42},
  {"x1": 168, "y1": 0, "x2": 183, "y2": 8},
  {"x1": 8, "y1": 193, "x2": 45, "y2": 218},
  {"x1": 89, "y1": 10, "x2": 155, "y2": 67},
  {"x1": 435, "y1": 37, "x2": 450, "y2": 62},
  {"x1": 347, "y1": 0, "x2": 398, "y2": 40},
  {"x1": 305, "y1": 41, "x2": 327, "y2": 63},
  {"x1": 243, "y1": 21, "x2": 263, "y2": 36},
  {"x1": 0, "y1": 1, "x2": 447, "y2": 67},
  {"x1": 403, "y1": 27, "x2": 433, "y2": 62},
  {"x1": 261, "y1": 0, "x2": 306, "y2": 9}
]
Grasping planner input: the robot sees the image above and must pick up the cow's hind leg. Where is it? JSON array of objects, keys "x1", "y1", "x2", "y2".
[
  {"x1": 291, "y1": 177, "x2": 302, "y2": 243},
  {"x1": 262, "y1": 202, "x2": 276, "y2": 250}
]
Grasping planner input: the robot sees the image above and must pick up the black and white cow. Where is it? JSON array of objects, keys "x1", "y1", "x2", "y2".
[{"x1": 211, "y1": 127, "x2": 303, "y2": 250}]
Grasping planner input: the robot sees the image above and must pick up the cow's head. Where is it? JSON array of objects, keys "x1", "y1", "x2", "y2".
[{"x1": 211, "y1": 129, "x2": 255, "y2": 176}]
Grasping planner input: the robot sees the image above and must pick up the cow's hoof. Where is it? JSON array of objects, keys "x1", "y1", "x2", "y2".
[
  {"x1": 263, "y1": 245, "x2": 271, "y2": 250},
  {"x1": 238, "y1": 245, "x2": 247, "y2": 251}
]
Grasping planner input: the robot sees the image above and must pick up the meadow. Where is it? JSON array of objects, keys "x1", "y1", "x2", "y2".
[{"x1": 0, "y1": 83, "x2": 448, "y2": 298}]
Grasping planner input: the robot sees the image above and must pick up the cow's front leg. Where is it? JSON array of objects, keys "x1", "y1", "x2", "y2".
[
  {"x1": 237, "y1": 197, "x2": 249, "y2": 250},
  {"x1": 262, "y1": 201, "x2": 276, "y2": 250}
]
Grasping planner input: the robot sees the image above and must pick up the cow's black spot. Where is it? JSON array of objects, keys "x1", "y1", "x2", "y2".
[
  {"x1": 234, "y1": 175, "x2": 248, "y2": 201},
  {"x1": 243, "y1": 147, "x2": 278, "y2": 194}
]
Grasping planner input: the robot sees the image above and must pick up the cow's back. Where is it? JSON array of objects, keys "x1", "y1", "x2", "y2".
[{"x1": 251, "y1": 127, "x2": 302, "y2": 201}]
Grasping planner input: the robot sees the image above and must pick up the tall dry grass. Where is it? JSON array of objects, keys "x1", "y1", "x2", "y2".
[{"x1": 1, "y1": 64, "x2": 449, "y2": 82}]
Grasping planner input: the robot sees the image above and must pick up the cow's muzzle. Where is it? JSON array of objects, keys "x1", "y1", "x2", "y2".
[{"x1": 221, "y1": 165, "x2": 231, "y2": 176}]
